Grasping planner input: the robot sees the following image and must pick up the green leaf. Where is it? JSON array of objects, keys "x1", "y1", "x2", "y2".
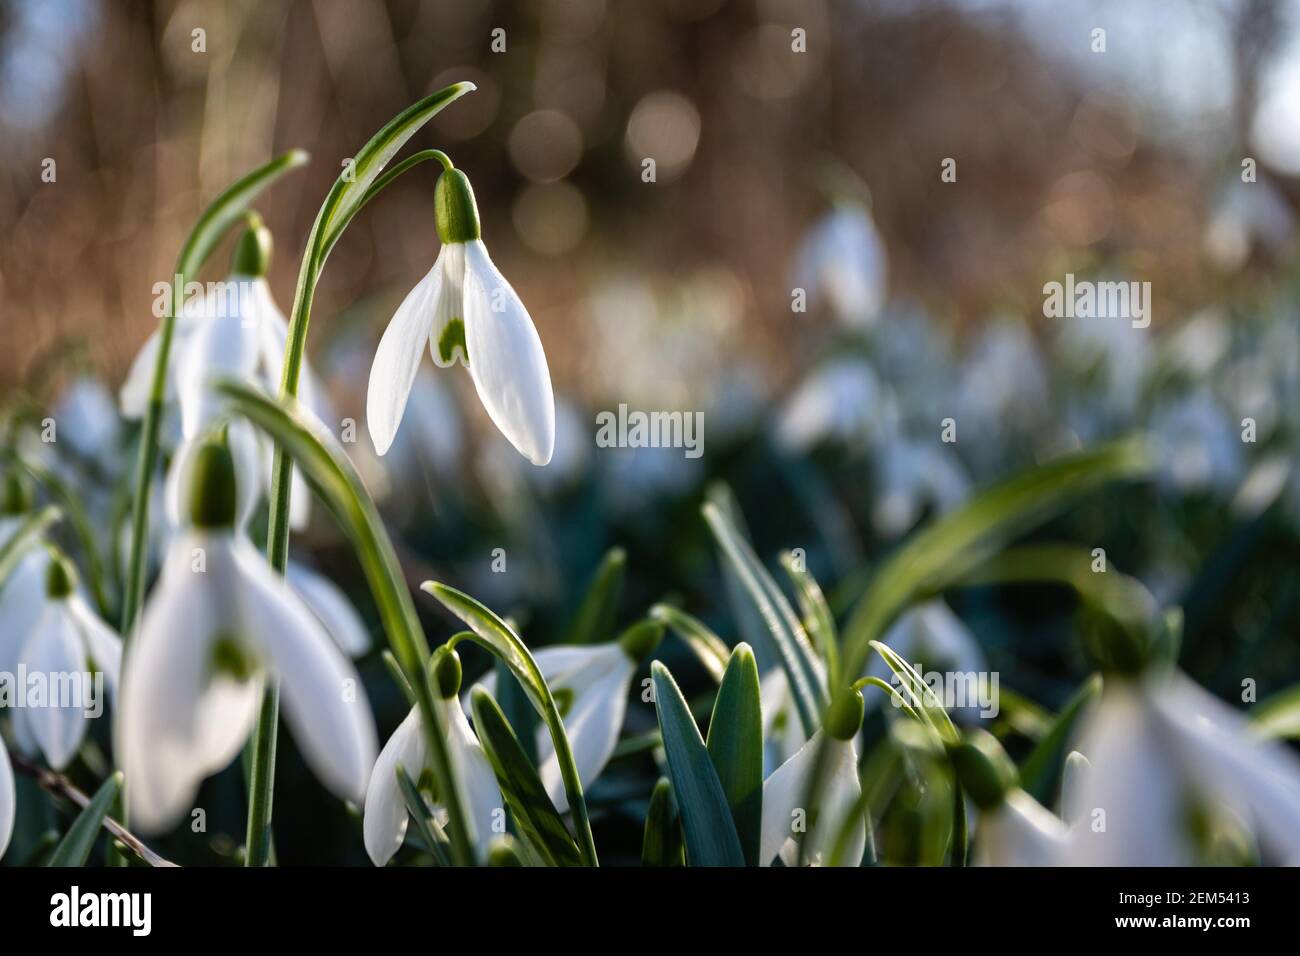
[
  {"x1": 840, "y1": 438, "x2": 1150, "y2": 683},
  {"x1": 649, "y1": 603, "x2": 730, "y2": 682},
  {"x1": 705, "y1": 643, "x2": 763, "y2": 865},
  {"x1": 1251, "y1": 683, "x2": 1300, "y2": 741},
  {"x1": 0, "y1": 504, "x2": 59, "y2": 587},
  {"x1": 487, "y1": 836, "x2": 526, "y2": 866},
  {"x1": 869, "y1": 640, "x2": 959, "y2": 745},
  {"x1": 567, "y1": 547, "x2": 626, "y2": 645},
  {"x1": 650, "y1": 661, "x2": 745, "y2": 867},
  {"x1": 780, "y1": 551, "x2": 841, "y2": 691},
  {"x1": 47, "y1": 772, "x2": 122, "y2": 867},
  {"x1": 470, "y1": 687, "x2": 583, "y2": 867},
  {"x1": 318, "y1": 84, "x2": 475, "y2": 252},
  {"x1": 642, "y1": 777, "x2": 685, "y2": 866},
  {"x1": 1019, "y1": 674, "x2": 1103, "y2": 802},
  {"x1": 395, "y1": 764, "x2": 452, "y2": 867},
  {"x1": 702, "y1": 499, "x2": 824, "y2": 737},
  {"x1": 422, "y1": 580, "x2": 598, "y2": 867}
]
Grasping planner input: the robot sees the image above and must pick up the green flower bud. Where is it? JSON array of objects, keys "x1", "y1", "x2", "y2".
[
  {"x1": 231, "y1": 219, "x2": 273, "y2": 277},
  {"x1": 947, "y1": 728, "x2": 1019, "y2": 809},
  {"x1": 617, "y1": 620, "x2": 664, "y2": 664},
  {"x1": 433, "y1": 647, "x2": 463, "y2": 699},
  {"x1": 188, "y1": 440, "x2": 238, "y2": 529},
  {"x1": 824, "y1": 688, "x2": 865, "y2": 741},
  {"x1": 434, "y1": 168, "x2": 481, "y2": 244},
  {"x1": 1, "y1": 472, "x2": 32, "y2": 515},
  {"x1": 487, "y1": 837, "x2": 524, "y2": 866},
  {"x1": 44, "y1": 548, "x2": 78, "y2": 599}
]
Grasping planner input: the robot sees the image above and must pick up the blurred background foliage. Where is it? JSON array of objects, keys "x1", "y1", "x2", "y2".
[{"x1": 3, "y1": 0, "x2": 1300, "y2": 864}]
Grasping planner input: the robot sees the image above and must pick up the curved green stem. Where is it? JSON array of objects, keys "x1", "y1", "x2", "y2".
[
  {"x1": 244, "y1": 79, "x2": 474, "y2": 867},
  {"x1": 217, "y1": 380, "x2": 476, "y2": 865}
]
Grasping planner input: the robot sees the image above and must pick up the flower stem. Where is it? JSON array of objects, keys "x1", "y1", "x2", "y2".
[{"x1": 242, "y1": 80, "x2": 475, "y2": 866}]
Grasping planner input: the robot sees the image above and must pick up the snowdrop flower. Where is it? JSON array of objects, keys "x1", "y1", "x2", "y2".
[
  {"x1": 1204, "y1": 171, "x2": 1296, "y2": 272},
  {"x1": 1148, "y1": 389, "x2": 1244, "y2": 495},
  {"x1": 0, "y1": 474, "x2": 51, "y2": 675},
  {"x1": 871, "y1": 435, "x2": 971, "y2": 538},
  {"x1": 286, "y1": 560, "x2": 371, "y2": 658},
  {"x1": 52, "y1": 375, "x2": 122, "y2": 469},
  {"x1": 364, "y1": 649, "x2": 502, "y2": 865},
  {"x1": 1068, "y1": 669, "x2": 1300, "y2": 866},
  {"x1": 472, "y1": 622, "x2": 661, "y2": 812},
  {"x1": 791, "y1": 204, "x2": 887, "y2": 325},
  {"x1": 0, "y1": 734, "x2": 12, "y2": 859},
  {"x1": 950, "y1": 729, "x2": 1067, "y2": 867},
  {"x1": 775, "y1": 357, "x2": 883, "y2": 454},
  {"x1": 868, "y1": 601, "x2": 986, "y2": 722},
  {"x1": 116, "y1": 438, "x2": 376, "y2": 834},
  {"x1": 368, "y1": 159, "x2": 555, "y2": 465},
  {"x1": 7, "y1": 550, "x2": 121, "y2": 770},
  {"x1": 759, "y1": 691, "x2": 866, "y2": 866}
]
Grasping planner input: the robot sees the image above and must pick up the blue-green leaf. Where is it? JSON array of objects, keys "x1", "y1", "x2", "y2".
[
  {"x1": 651, "y1": 661, "x2": 745, "y2": 867},
  {"x1": 705, "y1": 643, "x2": 763, "y2": 865},
  {"x1": 642, "y1": 777, "x2": 685, "y2": 866}
]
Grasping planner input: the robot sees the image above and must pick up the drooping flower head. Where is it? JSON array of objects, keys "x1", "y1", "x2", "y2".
[
  {"x1": 364, "y1": 647, "x2": 503, "y2": 865},
  {"x1": 116, "y1": 436, "x2": 376, "y2": 833},
  {"x1": 8, "y1": 548, "x2": 122, "y2": 770},
  {"x1": 368, "y1": 158, "x2": 555, "y2": 465}
]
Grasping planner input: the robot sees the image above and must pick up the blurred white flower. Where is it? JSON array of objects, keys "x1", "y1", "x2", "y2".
[
  {"x1": 7, "y1": 551, "x2": 121, "y2": 770},
  {"x1": 759, "y1": 730, "x2": 865, "y2": 866},
  {"x1": 52, "y1": 375, "x2": 122, "y2": 468},
  {"x1": 364, "y1": 678, "x2": 502, "y2": 866},
  {"x1": 871, "y1": 435, "x2": 971, "y2": 538},
  {"x1": 974, "y1": 789, "x2": 1067, "y2": 866},
  {"x1": 1204, "y1": 172, "x2": 1296, "y2": 272},
  {"x1": 0, "y1": 735, "x2": 12, "y2": 860},
  {"x1": 286, "y1": 560, "x2": 371, "y2": 658},
  {"x1": 792, "y1": 205, "x2": 887, "y2": 326},
  {"x1": 116, "y1": 442, "x2": 376, "y2": 834},
  {"x1": 1148, "y1": 389, "x2": 1244, "y2": 495},
  {"x1": 367, "y1": 167, "x2": 554, "y2": 466},
  {"x1": 1069, "y1": 671, "x2": 1300, "y2": 865},
  {"x1": 775, "y1": 357, "x2": 882, "y2": 454},
  {"x1": 0, "y1": 545, "x2": 51, "y2": 676}
]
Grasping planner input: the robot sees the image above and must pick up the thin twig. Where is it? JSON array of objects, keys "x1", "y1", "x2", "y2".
[{"x1": 10, "y1": 754, "x2": 178, "y2": 868}]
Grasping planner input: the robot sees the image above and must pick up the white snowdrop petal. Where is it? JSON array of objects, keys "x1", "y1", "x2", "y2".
[
  {"x1": 760, "y1": 732, "x2": 817, "y2": 866},
  {"x1": 462, "y1": 240, "x2": 555, "y2": 466},
  {"x1": 21, "y1": 604, "x2": 90, "y2": 770},
  {"x1": 119, "y1": 316, "x2": 199, "y2": 419},
  {"x1": 117, "y1": 535, "x2": 263, "y2": 834},
  {"x1": 538, "y1": 653, "x2": 632, "y2": 812},
  {"x1": 232, "y1": 540, "x2": 376, "y2": 804},
  {"x1": 445, "y1": 699, "x2": 506, "y2": 859},
  {"x1": 363, "y1": 708, "x2": 426, "y2": 866},
  {"x1": 975, "y1": 790, "x2": 1067, "y2": 867},
  {"x1": 177, "y1": 310, "x2": 261, "y2": 438},
  {"x1": 287, "y1": 561, "x2": 372, "y2": 657},
  {"x1": 0, "y1": 548, "x2": 49, "y2": 675},
  {"x1": 367, "y1": 258, "x2": 444, "y2": 455},
  {"x1": 66, "y1": 594, "x2": 123, "y2": 698}
]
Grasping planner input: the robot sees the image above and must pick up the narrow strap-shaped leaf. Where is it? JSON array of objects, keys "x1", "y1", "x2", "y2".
[
  {"x1": 650, "y1": 603, "x2": 730, "y2": 682},
  {"x1": 47, "y1": 772, "x2": 122, "y2": 867},
  {"x1": 0, "y1": 504, "x2": 59, "y2": 586},
  {"x1": 869, "y1": 639, "x2": 959, "y2": 744},
  {"x1": 705, "y1": 643, "x2": 763, "y2": 865},
  {"x1": 780, "y1": 551, "x2": 841, "y2": 692},
  {"x1": 703, "y1": 501, "x2": 824, "y2": 737},
  {"x1": 1252, "y1": 683, "x2": 1300, "y2": 740},
  {"x1": 1019, "y1": 674, "x2": 1103, "y2": 802},
  {"x1": 651, "y1": 661, "x2": 745, "y2": 867},
  {"x1": 395, "y1": 764, "x2": 452, "y2": 867},
  {"x1": 422, "y1": 581, "x2": 598, "y2": 867},
  {"x1": 642, "y1": 777, "x2": 685, "y2": 866},
  {"x1": 839, "y1": 437, "x2": 1150, "y2": 683},
  {"x1": 470, "y1": 687, "x2": 583, "y2": 867},
  {"x1": 567, "y1": 546, "x2": 626, "y2": 645}
]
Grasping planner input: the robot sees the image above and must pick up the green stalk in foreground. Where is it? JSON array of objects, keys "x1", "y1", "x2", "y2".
[
  {"x1": 217, "y1": 380, "x2": 475, "y2": 865},
  {"x1": 245, "y1": 82, "x2": 475, "y2": 866}
]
